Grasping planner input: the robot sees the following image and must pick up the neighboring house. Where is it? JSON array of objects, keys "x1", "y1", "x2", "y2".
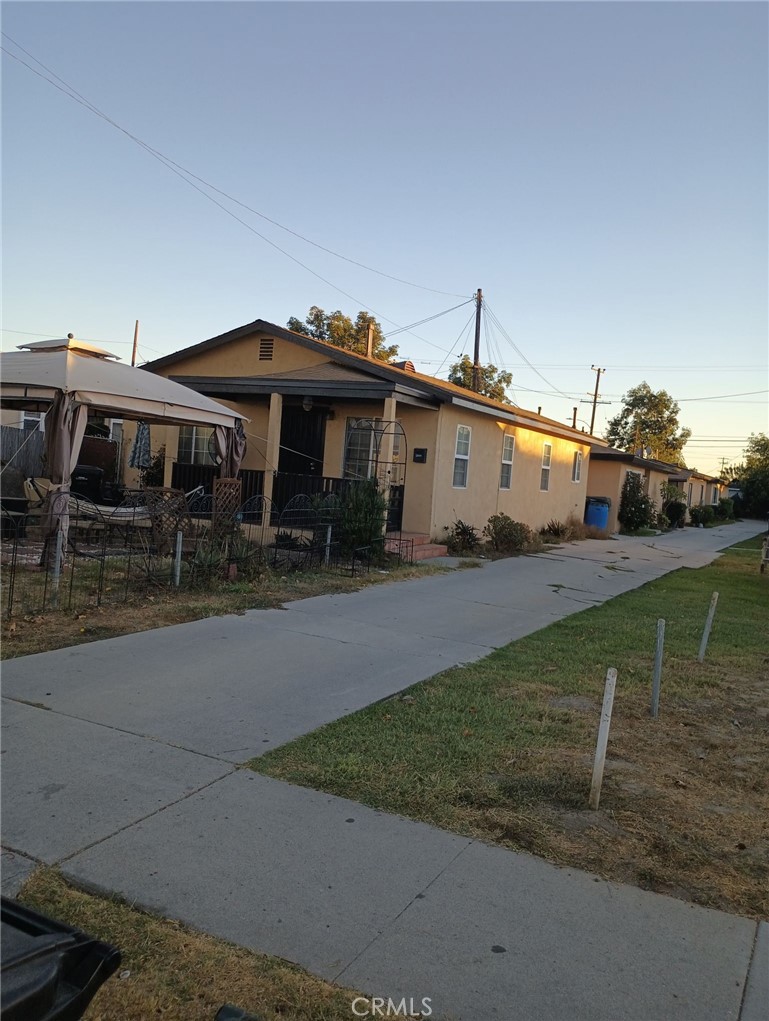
[
  {"x1": 587, "y1": 448, "x2": 680, "y2": 533},
  {"x1": 668, "y1": 468, "x2": 725, "y2": 509},
  {"x1": 141, "y1": 318, "x2": 601, "y2": 542},
  {"x1": 588, "y1": 448, "x2": 725, "y2": 533}
]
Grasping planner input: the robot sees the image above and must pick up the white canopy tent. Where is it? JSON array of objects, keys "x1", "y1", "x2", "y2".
[
  {"x1": 1, "y1": 336, "x2": 244, "y2": 428},
  {"x1": 1, "y1": 336, "x2": 247, "y2": 564}
]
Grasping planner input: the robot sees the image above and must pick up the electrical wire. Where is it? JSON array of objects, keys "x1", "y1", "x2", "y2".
[
  {"x1": 482, "y1": 301, "x2": 572, "y2": 399},
  {"x1": 382, "y1": 299, "x2": 475, "y2": 337},
  {"x1": 1, "y1": 33, "x2": 469, "y2": 299},
  {"x1": 676, "y1": 390, "x2": 768, "y2": 401},
  {"x1": 434, "y1": 309, "x2": 478, "y2": 376}
]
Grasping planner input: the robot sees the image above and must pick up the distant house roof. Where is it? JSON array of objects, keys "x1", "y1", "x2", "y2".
[
  {"x1": 589, "y1": 446, "x2": 682, "y2": 475},
  {"x1": 145, "y1": 318, "x2": 603, "y2": 446}
]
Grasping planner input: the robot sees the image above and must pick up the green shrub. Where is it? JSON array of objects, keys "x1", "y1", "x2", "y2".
[
  {"x1": 444, "y1": 519, "x2": 481, "y2": 555},
  {"x1": 339, "y1": 479, "x2": 387, "y2": 552},
  {"x1": 665, "y1": 500, "x2": 687, "y2": 529},
  {"x1": 716, "y1": 497, "x2": 734, "y2": 520},
  {"x1": 138, "y1": 445, "x2": 166, "y2": 488},
  {"x1": 660, "y1": 482, "x2": 686, "y2": 530},
  {"x1": 542, "y1": 519, "x2": 571, "y2": 540},
  {"x1": 483, "y1": 514, "x2": 532, "y2": 553},
  {"x1": 656, "y1": 512, "x2": 670, "y2": 531},
  {"x1": 618, "y1": 472, "x2": 656, "y2": 532},
  {"x1": 689, "y1": 505, "x2": 715, "y2": 527}
]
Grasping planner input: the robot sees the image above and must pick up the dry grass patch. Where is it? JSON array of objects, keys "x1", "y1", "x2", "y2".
[
  {"x1": 18, "y1": 869, "x2": 370, "y2": 1021},
  {"x1": 253, "y1": 536, "x2": 769, "y2": 919},
  {"x1": 1, "y1": 562, "x2": 448, "y2": 660}
]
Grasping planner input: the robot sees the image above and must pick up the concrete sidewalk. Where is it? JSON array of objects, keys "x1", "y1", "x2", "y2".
[{"x1": 2, "y1": 520, "x2": 767, "y2": 1020}]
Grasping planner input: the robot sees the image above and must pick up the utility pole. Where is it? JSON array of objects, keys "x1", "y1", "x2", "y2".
[
  {"x1": 472, "y1": 288, "x2": 482, "y2": 392},
  {"x1": 131, "y1": 320, "x2": 140, "y2": 367},
  {"x1": 588, "y1": 365, "x2": 605, "y2": 435}
]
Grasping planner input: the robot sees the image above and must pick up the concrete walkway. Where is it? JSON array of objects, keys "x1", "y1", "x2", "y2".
[{"x1": 2, "y1": 521, "x2": 767, "y2": 1020}]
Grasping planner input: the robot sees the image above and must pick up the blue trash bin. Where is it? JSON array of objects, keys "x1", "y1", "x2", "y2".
[{"x1": 585, "y1": 497, "x2": 611, "y2": 530}]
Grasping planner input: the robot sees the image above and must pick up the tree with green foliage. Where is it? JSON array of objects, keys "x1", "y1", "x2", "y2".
[
  {"x1": 735, "y1": 433, "x2": 769, "y2": 518},
  {"x1": 447, "y1": 354, "x2": 513, "y2": 404},
  {"x1": 604, "y1": 382, "x2": 691, "y2": 464},
  {"x1": 287, "y1": 307, "x2": 399, "y2": 362}
]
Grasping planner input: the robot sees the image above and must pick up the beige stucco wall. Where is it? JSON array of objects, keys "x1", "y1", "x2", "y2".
[
  {"x1": 152, "y1": 331, "x2": 331, "y2": 379},
  {"x1": 429, "y1": 404, "x2": 592, "y2": 539},
  {"x1": 585, "y1": 461, "x2": 625, "y2": 533},
  {"x1": 587, "y1": 462, "x2": 676, "y2": 531},
  {"x1": 1, "y1": 409, "x2": 24, "y2": 429},
  {"x1": 396, "y1": 405, "x2": 441, "y2": 533}
]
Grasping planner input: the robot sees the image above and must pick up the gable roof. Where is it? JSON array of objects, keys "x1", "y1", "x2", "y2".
[
  {"x1": 589, "y1": 446, "x2": 683, "y2": 475},
  {"x1": 145, "y1": 318, "x2": 601, "y2": 445}
]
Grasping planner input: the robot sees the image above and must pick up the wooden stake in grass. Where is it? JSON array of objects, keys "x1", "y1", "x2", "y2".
[
  {"x1": 697, "y1": 591, "x2": 719, "y2": 663},
  {"x1": 589, "y1": 667, "x2": 617, "y2": 811},
  {"x1": 650, "y1": 619, "x2": 665, "y2": 718}
]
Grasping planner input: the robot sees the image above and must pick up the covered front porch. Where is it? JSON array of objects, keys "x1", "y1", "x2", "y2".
[{"x1": 163, "y1": 365, "x2": 442, "y2": 535}]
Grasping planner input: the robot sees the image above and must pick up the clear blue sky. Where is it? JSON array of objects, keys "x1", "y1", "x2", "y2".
[{"x1": 3, "y1": 1, "x2": 767, "y2": 474}]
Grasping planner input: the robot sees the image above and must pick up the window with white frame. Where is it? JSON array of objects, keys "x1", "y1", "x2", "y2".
[
  {"x1": 571, "y1": 450, "x2": 583, "y2": 483},
  {"x1": 500, "y1": 434, "x2": 515, "y2": 490},
  {"x1": 540, "y1": 442, "x2": 552, "y2": 491},
  {"x1": 177, "y1": 425, "x2": 215, "y2": 465},
  {"x1": 453, "y1": 425, "x2": 471, "y2": 488},
  {"x1": 23, "y1": 411, "x2": 44, "y2": 433}
]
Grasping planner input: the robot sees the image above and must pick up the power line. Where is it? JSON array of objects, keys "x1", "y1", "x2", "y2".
[
  {"x1": 482, "y1": 302, "x2": 572, "y2": 399},
  {"x1": 676, "y1": 390, "x2": 768, "y2": 401},
  {"x1": 382, "y1": 299, "x2": 475, "y2": 337},
  {"x1": 1, "y1": 33, "x2": 469, "y2": 301},
  {"x1": 4, "y1": 42, "x2": 472, "y2": 358},
  {"x1": 435, "y1": 309, "x2": 478, "y2": 376}
]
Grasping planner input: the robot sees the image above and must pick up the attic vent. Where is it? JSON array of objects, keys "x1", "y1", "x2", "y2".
[
  {"x1": 391, "y1": 359, "x2": 415, "y2": 372},
  {"x1": 259, "y1": 338, "x2": 274, "y2": 361}
]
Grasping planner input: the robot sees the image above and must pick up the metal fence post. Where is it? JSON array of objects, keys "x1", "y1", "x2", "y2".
[
  {"x1": 173, "y1": 530, "x2": 183, "y2": 587},
  {"x1": 324, "y1": 524, "x2": 332, "y2": 568},
  {"x1": 50, "y1": 530, "x2": 63, "y2": 608}
]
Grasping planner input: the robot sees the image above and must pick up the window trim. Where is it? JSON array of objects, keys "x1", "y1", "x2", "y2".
[
  {"x1": 23, "y1": 410, "x2": 45, "y2": 433},
  {"x1": 177, "y1": 424, "x2": 215, "y2": 466},
  {"x1": 452, "y1": 424, "x2": 471, "y2": 489},
  {"x1": 499, "y1": 433, "x2": 515, "y2": 490},
  {"x1": 571, "y1": 450, "x2": 583, "y2": 483},
  {"x1": 540, "y1": 442, "x2": 552, "y2": 492}
]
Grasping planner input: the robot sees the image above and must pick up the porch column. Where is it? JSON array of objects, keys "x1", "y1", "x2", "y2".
[
  {"x1": 380, "y1": 397, "x2": 397, "y2": 468},
  {"x1": 380, "y1": 397, "x2": 397, "y2": 529},
  {"x1": 262, "y1": 392, "x2": 283, "y2": 506}
]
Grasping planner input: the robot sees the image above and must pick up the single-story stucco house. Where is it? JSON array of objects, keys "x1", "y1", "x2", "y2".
[
  {"x1": 587, "y1": 447, "x2": 725, "y2": 533},
  {"x1": 132, "y1": 318, "x2": 604, "y2": 549}
]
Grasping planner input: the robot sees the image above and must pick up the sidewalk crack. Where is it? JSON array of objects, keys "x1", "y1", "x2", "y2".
[
  {"x1": 331, "y1": 838, "x2": 474, "y2": 984},
  {"x1": 55, "y1": 770, "x2": 234, "y2": 866}
]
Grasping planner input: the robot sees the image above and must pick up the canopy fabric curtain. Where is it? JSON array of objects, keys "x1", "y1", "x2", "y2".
[
  {"x1": 213, "y1": 420, "x2": 247, "y2": 478},
  {"x1": 40, "y1": 391, "x2": 88, "y2": 567}
]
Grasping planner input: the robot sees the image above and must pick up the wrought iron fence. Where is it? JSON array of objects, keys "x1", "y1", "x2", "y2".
[{"x1": 1, "y1": 482, "x2": 413, "y2": 618}]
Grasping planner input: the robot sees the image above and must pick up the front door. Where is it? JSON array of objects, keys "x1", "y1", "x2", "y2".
[{"x1": 278, "y1": 406, "x2": 326, "y2": 476}]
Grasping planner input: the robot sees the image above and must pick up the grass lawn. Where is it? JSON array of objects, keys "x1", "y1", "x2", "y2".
[
  {"x1": 1, "y1": 561, "x2": 449, "y2": 660},
  {"x1": 18, "y1": 870, "x2": 374, "y2": 1021},
  {"x1": 252, "y1": 535, "x2": 769, "y2": 919}
]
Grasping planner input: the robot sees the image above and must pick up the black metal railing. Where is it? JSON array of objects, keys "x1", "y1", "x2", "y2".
[
  {"x1": 271, "y1": 472, "x2": 358, "y2": 514},
  {"x1": 171, "y1": 464, "x2": 264, "y2": 502}
]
